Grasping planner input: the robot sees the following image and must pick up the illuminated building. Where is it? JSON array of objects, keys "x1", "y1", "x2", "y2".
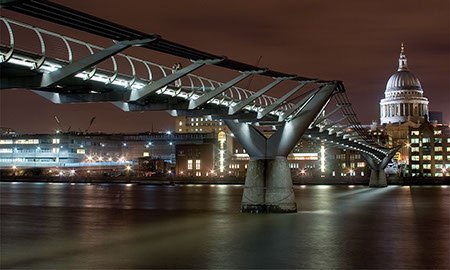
[
  {"x1": 380, "y1": 43, "x2": 429, "y2": 125},
  {"x1": 408, "y1": 122, "x2": 450, "y2": 177}
]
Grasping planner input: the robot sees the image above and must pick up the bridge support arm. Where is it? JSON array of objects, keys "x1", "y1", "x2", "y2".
[
  {"x1": 360, "y1": 145, "x2": 401, "y2": 187},
  {"x1": 129, "y1": 58, "x2": 224, "y2": 102},
  {"x1": 41, "y1": 38, "x2": 157, "y2": 87}
]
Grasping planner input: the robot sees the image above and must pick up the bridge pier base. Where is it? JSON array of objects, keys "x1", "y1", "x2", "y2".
[
  {"x1": 369, "y1": 169, "x2": 387, "y2": 187},
  {"x1": 241, "y1": 158, "x2": 296, "y2": 213}
]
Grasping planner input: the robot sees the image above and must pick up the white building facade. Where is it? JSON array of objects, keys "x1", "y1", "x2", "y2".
[{"x1": 380, "y1": 44, "x2": 429, "y2": 125}]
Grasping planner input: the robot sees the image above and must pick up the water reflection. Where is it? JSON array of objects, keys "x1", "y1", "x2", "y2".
[{"x1": 0, "y1": 183, "x2": 448, "y2": 269}]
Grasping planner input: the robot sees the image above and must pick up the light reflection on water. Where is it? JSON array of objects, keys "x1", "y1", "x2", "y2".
[{"x1": 0, "y1": 182, "x2": 448, "y2": 269}]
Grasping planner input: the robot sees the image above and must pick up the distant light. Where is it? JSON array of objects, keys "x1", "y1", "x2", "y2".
[
  {"x1": 126, "y1": 165, "x2": 131, "y2": 171},
  {"x1": 167, "y1": 170, "x2": 172, "y2": 174},
  {"x1": 108, "y1": 157, "x2": 113, "y2": 161},
  {"x1": 70, "y1": 169, "x2": 75, "y2": 174},
  {"x1": 56, "y1": 130, "x2": 60, "y2": 134},
  {"x1": 300, "y1": 169, "x2": 306, "y2": 174},
  {"x1": 123, "y1": 143, "x2": 127, "y2": 147},
  {"x1": 169, "y1": 142, "x2": 173, "y2": 145},
  {"x1": 210, "y1": 170, "x2": 215, "y2": 174},
  {"x1": 98, "y1": 157, "x2": 103, "y2": 161},
  {"x1": 148, "y1": 142, "x2": 152, "y2": 146},
  {"x1": 180, "y1": 171, "x2": 184, "y2": 174},
  {"x1": 11, "y1": 165, "x2": 16, "y2": 169},
  {"x1": 166, "y1": 131, "x2": 172, "y2": 135}
]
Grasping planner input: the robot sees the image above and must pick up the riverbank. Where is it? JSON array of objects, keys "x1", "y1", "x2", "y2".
[{"x1": 1, "y1": 175, "x2": 448, "y2": 185}]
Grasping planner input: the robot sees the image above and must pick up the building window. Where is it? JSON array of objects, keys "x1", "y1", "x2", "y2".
[
  {"x1": 196, "y1": 160, "x2": 201, "y2": 170},
  {"x1": 447, "y1": 147, "x2": 450, "y2": 152},
  {"x1": 435, "y1": 164, "x2": 443, "y2": 169},
  {"x1": 357, "y1": 162, "x2": 365, "y2": 167},
  {"x1": 143, "y1": 152, "x2": 149, "y2": 157},
  {"x1": 423, "y1": 164, "x2": 431, "y2": 169},
  {"x1": 423, "y1": 155, "x2": 431, "y2": 160},
  {"x1": 179, "y1": 120, "x2": 183, "y2": 126},
  {"x1": 52, "y1": 148, "x2": 59, "y2": 153},
  {"x1": 411, "y1": 131, "x2": 419, "y2": 136},
  {"x1": 422, "y1": 138, "x2": 430, "y2": 143},
  {"x1": 411, "y1": 156, "x2": 420, "y2": 161},
  {"x1": 188, "y1": 160, "x2": 193, "y2": 170},
  {"x1": 0, "y1": 140, "x2": 13, "y2": 144},
  {"x1": 434, "y1": 130, "x2": 442, "y2": 135},
  {"x1": 411, "y1": 147, "x2": 419, "y2": 152},
  {"x1": 52, "y1": 139, "x2": 60, "y2": 144},
  {"x1": 435, "y1": 173, "x2": 443, "y2": 177},
  {"x1": 435, "y1": 147, "x2": 442, "y2": 152},
  {"x1": 76, "y1": 149, "x2": 85, "y2": 154},
  {"x1": 411, "y1": 138, "x2": 419, "y2": 144},
  {"x1": 435, "y1": 138, "x2": 442, "y2": 144},
  {"x1": 411, "y1": 164, "x2": 420, "y2": 170},
  {"x1": 435, "y1": 156, "x2": 443, "y2": 160},
  {"x1": 196, "y1": 171, "x2": 201, "y2": 176}
]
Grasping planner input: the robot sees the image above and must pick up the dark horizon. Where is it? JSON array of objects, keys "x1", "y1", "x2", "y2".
[{"x1": 1, "y1": 0, "x2": 448, "y2": 134}]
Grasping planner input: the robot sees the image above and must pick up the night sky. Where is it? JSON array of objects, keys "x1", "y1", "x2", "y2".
[{"x1": 0, "y1": 0, "x2": 448, "y2": 134}]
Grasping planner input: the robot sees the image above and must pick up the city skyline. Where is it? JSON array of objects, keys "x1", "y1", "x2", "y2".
[{"x1": 0, "y1": 0, "x2": 448, "y2": 134}]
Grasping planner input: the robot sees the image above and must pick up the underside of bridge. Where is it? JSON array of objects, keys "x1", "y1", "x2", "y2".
[{"x1": 0, "y1": 0, "x2": 401, "y2": 213}]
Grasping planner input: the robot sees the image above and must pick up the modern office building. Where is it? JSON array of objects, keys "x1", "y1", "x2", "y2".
[{"x1": 408, "y1": 121, "x2": 450, "y2": 177}]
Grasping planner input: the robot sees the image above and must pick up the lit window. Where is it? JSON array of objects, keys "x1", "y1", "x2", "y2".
[
  {"x1": 52, "y1": 148, "x2": 59, "y2": 153},
  {"x1": 196, "y1": 171, "x2": 201, "y2": 176},
  {"x1": 0, "y1": 148, "x2": 13, "y2": 153},
  {"x1": 423, "y1": 155, "x2": 431, "y2": 160},
  {"x1": 435, "y1": 173, "x2": 443, "y2": 177},
  {"x1": 179, "y1": 129, "x2": 182, "y2": 132},
  {"x1": 434, "y1": 130, "x2": 442, "y2": 135},
  {"x1": 435, "y1": 164, "x2": 443, "y2": 169},
  {"x1": 342, "y1": 163, "x2": 346, "y2": 168},
  {"x1": 435, "y1": 138, "x2": 442, "y2": 144},
  {"x1": 422, "y1": 138, "x2": 430, "y2": 143},
  {"x1": 52, "y1": 138, "x2": 60, "y2": 144},
  {"x1": 235, "y1": 149, "x2": 238, "y2": 153},
  {"x1": 423, "y1": 164, "x2": 431, "y2": 169},
  {"x1": 435, "y1": 156, "x2": 443, "y2": 160},
  {"x1": 411, "y1": 147, "x2": 419, "y2": 152},
  {"x1": 0, "y1": 140, "x2": 13, "y2": 144},
  {"x1": 188, "y1": 160, "x2": 193, "y2": 170},
  {"x1": 411, "y1": 164, "x2": 420, "y2": 170},
  {"x1": 196, "y1": 160, "x2": 201, "y2": 170},
  {"x1": 411, "y1": 156, "x2": 420, "y2": 161},
  {"x1": 357, "y1": 162, "x2": 365, "y2": 167},
  {"x1": 411, "y1": 131, "x2": 419, "y2": 136},
  {"x1": 143, "y1": 152, "x2": 149, "y2": 157},
  {"x1": 179, "y1": 121, "x2": 183, "y2": 126},
  {"x1": 435, "y1": 147, "x2": 442, "y2": 152},
  {"x1": 76, "y1": 149, "x2": 85, "y2": 154},
  {"x1": 411, "y1": 138, "x2": 419, "y2": 144},
  {"x1": 15, "y1": 139, "x2": 39, "y2": 144},
  {"x1": 447, "y1": 147, "x2": 450, "y2": 152}
]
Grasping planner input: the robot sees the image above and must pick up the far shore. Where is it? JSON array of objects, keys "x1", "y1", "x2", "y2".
[{"x1": 1, "y1": 175, "x2": 448, "y2": 186}]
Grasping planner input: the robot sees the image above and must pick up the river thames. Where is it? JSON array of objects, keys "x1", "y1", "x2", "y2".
[{"x1": 1, "y1": 182, "x2": 449, "y2": 269}]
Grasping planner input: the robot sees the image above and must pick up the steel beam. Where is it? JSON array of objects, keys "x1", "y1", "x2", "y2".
[
  {"x1": 40, "y1": 38, "x2": 157, "y2": 87},
  {"x1": 257, "y1": 82, "x2": 307, "y2": 119},
  {"x1": 188, "y1": 69, "x2": 266, "y2": 110},
  {"x1": 129, "y1": 58, "x2": 224, "y2": 102},
  {"x1": 313, "y1": 103, "x2": 350, "y2": 125},
  {"x1": 267, "y1": 83, "x2": 338, "y2": 157},
  {"x1": 278, "y1": 87, "x2": 321, "y2": 122},
  {"x1": 228, "y1": 77, "x2": 288, "y2": 115}
]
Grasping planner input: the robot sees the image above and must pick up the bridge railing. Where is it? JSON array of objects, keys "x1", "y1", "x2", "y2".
[{"x1": 0, "y1": 16, "x2": 294, "y2": 116}]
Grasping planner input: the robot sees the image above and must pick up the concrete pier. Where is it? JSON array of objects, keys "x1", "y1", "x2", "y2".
[{"x1": 241, "y1": 158, "x2": 296, "y2": 213}]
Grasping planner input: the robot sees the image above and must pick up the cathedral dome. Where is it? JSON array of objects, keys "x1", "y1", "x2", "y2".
[
  {"x1": 386, "y1": 70, "x2": 422, "y2": 91},
  {"x1": 379, "y1": 43, "x2": 429, "y2": 125}
]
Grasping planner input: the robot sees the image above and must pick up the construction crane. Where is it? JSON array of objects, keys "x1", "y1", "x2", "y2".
[{"x1": 85, "y1": 116, "x2": 96, "y2": 133}]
